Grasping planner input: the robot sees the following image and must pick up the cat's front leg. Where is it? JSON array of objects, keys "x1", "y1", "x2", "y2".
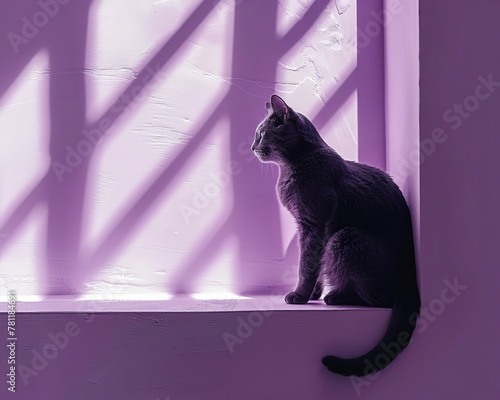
[{"x1": 286, "y1": 232, "x2": 323, "y2": 304}]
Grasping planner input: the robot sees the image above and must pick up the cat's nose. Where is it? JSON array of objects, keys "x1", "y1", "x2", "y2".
[{"x1": 251, "y1": 143, "x2": 256, "y2": 151}]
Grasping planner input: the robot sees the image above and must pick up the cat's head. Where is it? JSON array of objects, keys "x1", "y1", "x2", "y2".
[{"x1": 251, "y1": 95, "x2": 323, "y2": 164}]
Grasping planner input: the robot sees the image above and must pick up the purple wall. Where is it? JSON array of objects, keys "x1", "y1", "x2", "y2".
[
  {"x1": 1, "y1": 0, "x2": 498, "y2": 399},
  {"x1": 418, "y1": 0, "x2": 500, "y2": 397},
  {"x1": 0, "y1": 0, "x2": 359, "y2": 298}
]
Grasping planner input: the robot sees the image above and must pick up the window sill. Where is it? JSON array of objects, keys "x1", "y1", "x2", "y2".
[{"x1": 4, "y1": 294, "x2": 392, "y2": 314}]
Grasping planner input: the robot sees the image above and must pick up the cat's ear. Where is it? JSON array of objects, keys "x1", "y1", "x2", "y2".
[{"x1": 271, "y1": 94, "x2": 289, "y2": 124}]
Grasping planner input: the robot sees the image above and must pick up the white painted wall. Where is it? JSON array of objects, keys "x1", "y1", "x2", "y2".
[{"x1": 0, "y1": 0, "x2": 357, "y2": 298}]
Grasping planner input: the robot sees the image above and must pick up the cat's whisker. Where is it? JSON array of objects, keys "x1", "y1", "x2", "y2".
[{"x1": 270, "y1": 164, "x2": 276, "y2": 179}]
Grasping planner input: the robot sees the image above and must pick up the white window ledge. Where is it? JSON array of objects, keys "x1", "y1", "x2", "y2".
[{"x1": 2, "y1": 294, "x2": 392, "y2": 314}]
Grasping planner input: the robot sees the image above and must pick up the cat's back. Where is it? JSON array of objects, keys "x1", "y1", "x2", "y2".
[
  {"x1": 341, "y1": 160, "x2": 411, "y2": 228},
  {"x1": 345, "y1": 161, "x2": 399, "y2": 195}
]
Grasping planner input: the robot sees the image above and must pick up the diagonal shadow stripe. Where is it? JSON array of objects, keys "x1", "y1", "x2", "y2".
[
  {"x1": 278, "y1": 0, "x2": 331, "y2": 56},
  {"x1": 169, "y1": 217, "x2": 231, "y2": 294},
  {"x1": 82, "y1": 96, "x2": 229, "y2": 273},
  {"x1": 85, "y1": 0, "x2": 221, "y2": 139},
  {"x1": 0, "y1": 172, "x2": 48, "y2": 257},
  {"x1": 310, "y1": 67, "x2": 357, "y2": 132},
  {"x1": 0, "y1": 0, "x2": 95, "y2": 99},
  {"x1": 0, "y1": 46, "x2": 47, "y2": 101}
]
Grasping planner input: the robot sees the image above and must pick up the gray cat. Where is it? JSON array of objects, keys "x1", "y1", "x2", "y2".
[{"x1": 252, "y1": 95, "x2": 421, "y2": 376}]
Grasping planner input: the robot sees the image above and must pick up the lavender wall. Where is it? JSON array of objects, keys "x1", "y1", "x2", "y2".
[
  {"x1": 418, "y1": 0, "x2": 500, "y2": 397},
  {"x1": 2, "y1": 0, "x2": 498, "y2": 399},
  {"x1": 0, "y1": 0, "x2": 359, "y2": 298}
]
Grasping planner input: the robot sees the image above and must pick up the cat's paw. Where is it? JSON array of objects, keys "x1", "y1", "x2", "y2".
[
  {"x1": 324, "y1": 293, "x2": 341, "y2": 305},
  {"x1": 324, "y1": 291, "x2": 368, "y2": 306},
  {"x1": 285, "y1": 292, "x2": 309, "y2": 304}
]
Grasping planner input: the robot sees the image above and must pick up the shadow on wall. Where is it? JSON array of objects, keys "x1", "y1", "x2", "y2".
[{"x1": 0, "y1": 0, "x2": 384, "y2": 297}]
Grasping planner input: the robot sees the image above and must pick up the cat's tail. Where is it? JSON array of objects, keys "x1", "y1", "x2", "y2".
[{"x1": 322, "y1": 281, "x2": 421, "y2": 376}]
